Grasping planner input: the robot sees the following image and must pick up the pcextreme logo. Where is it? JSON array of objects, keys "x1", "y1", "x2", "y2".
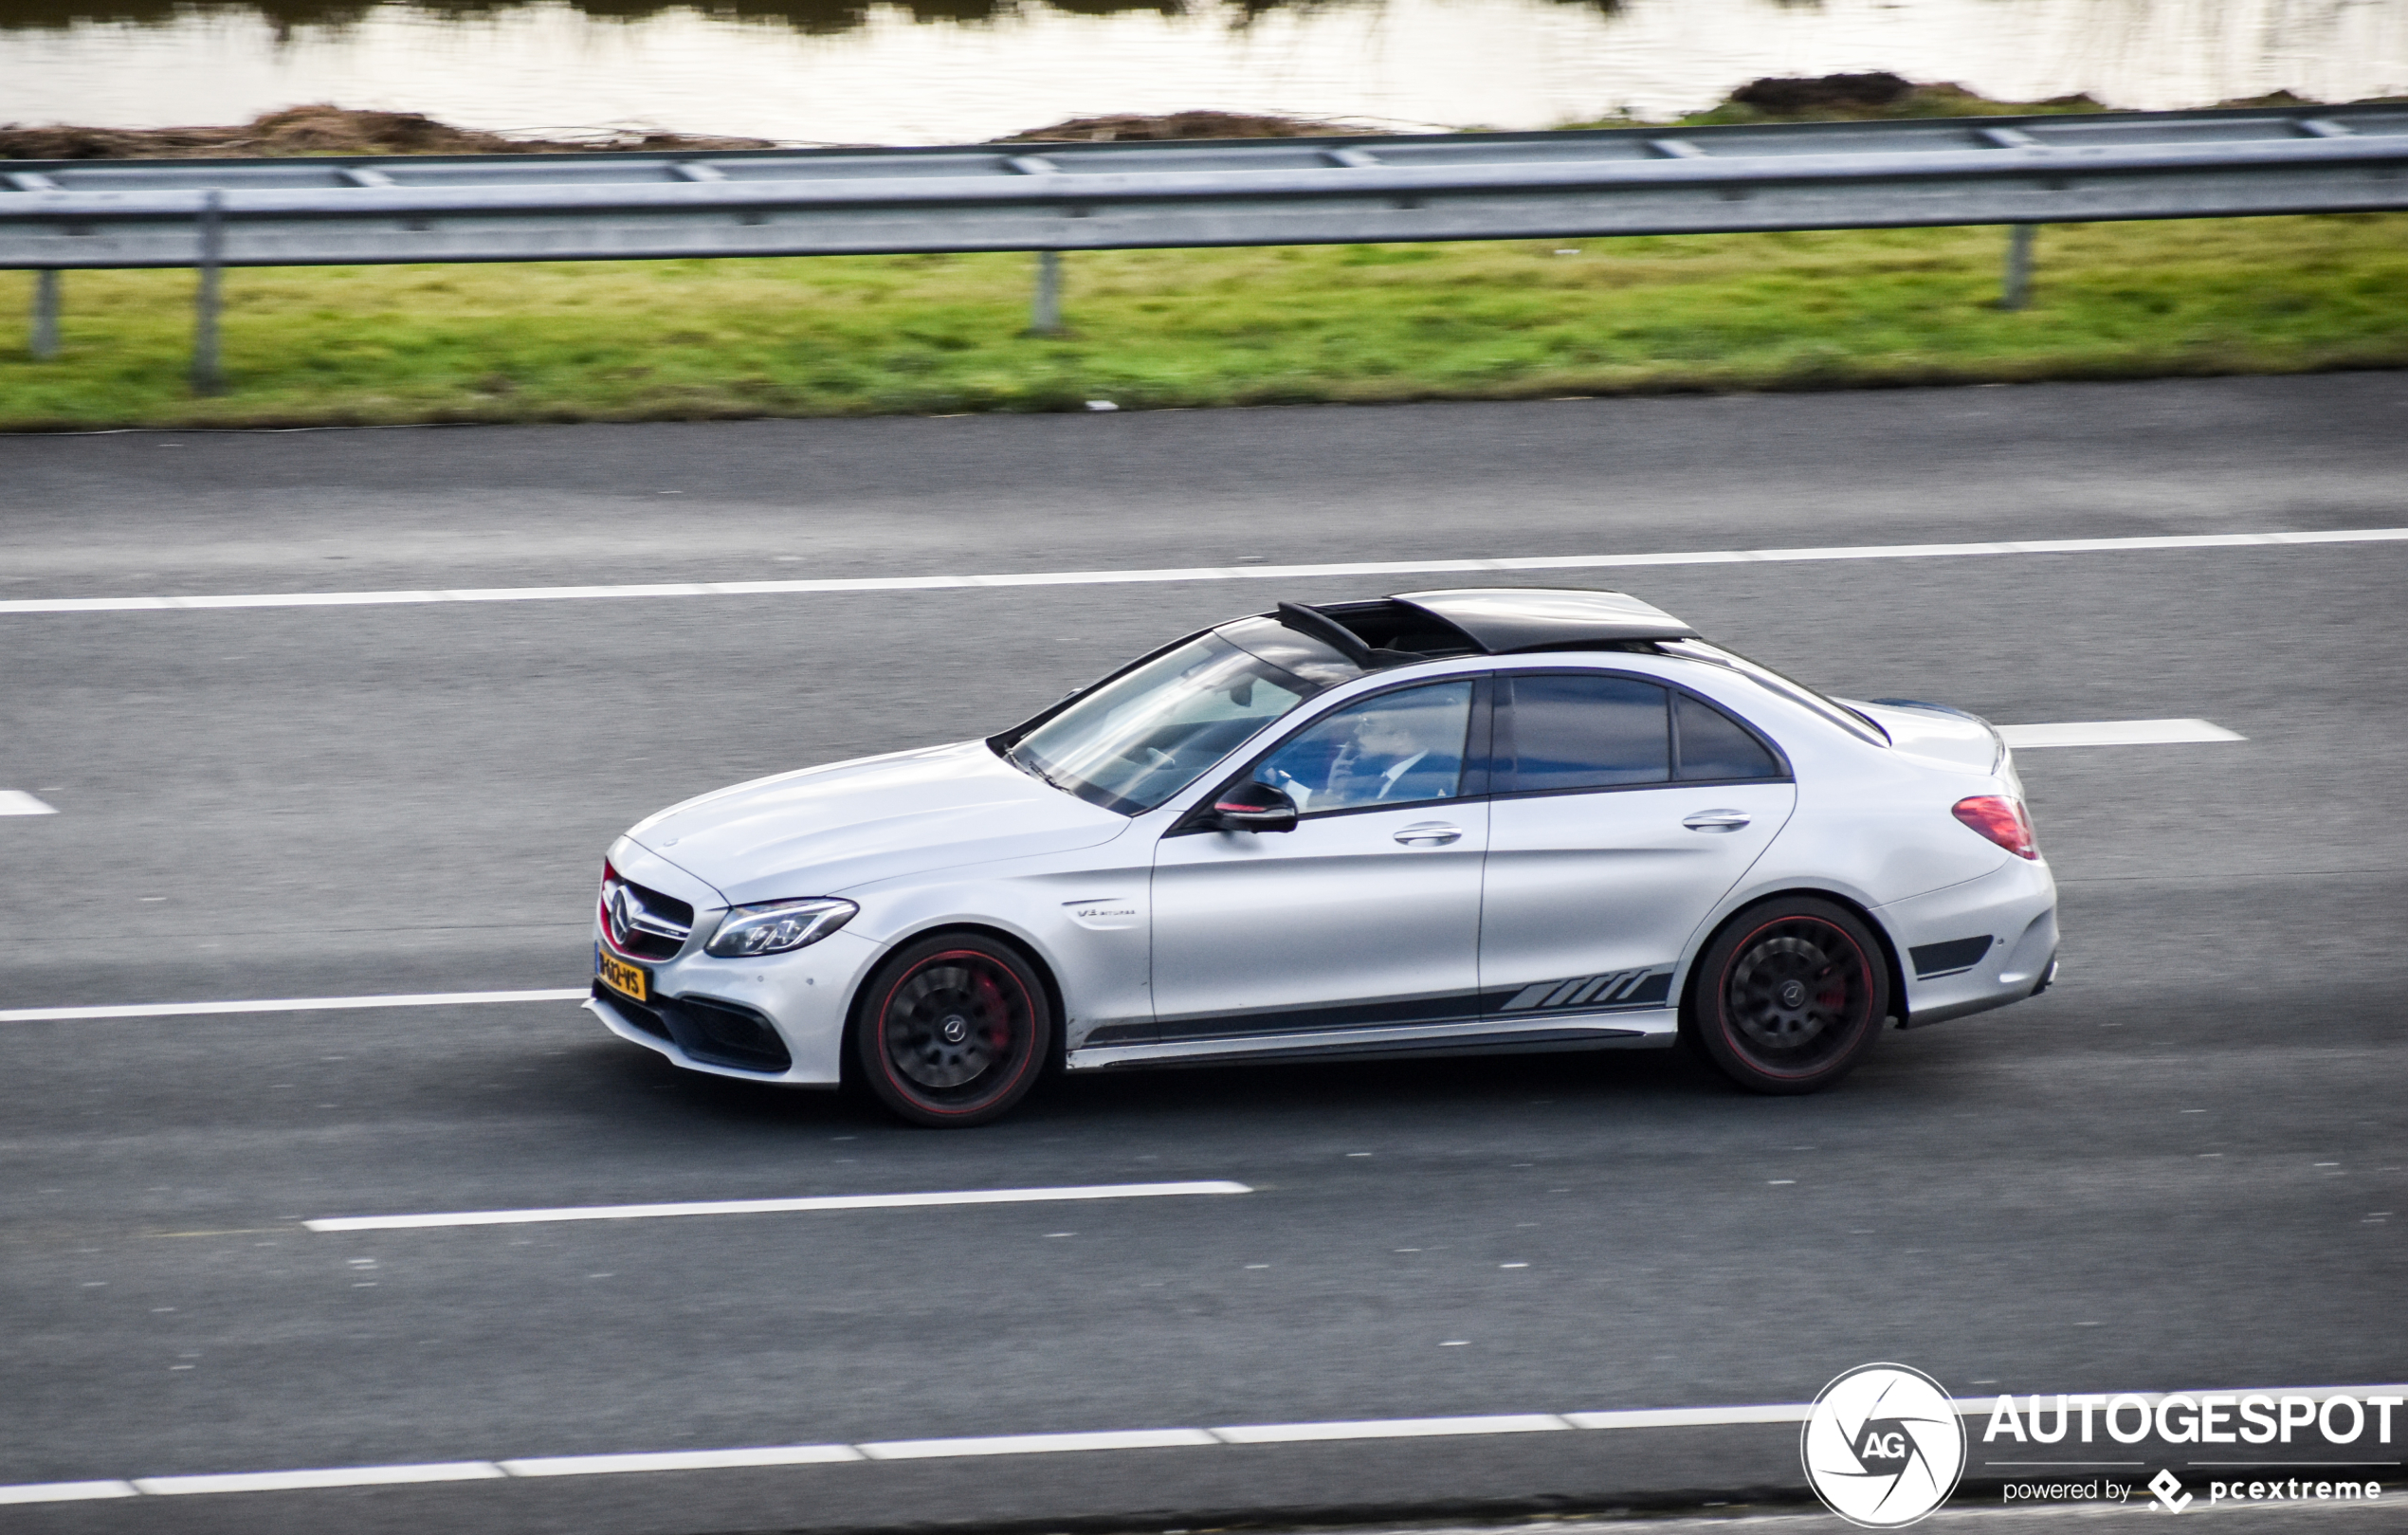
[
  {"x1": 2150, "y1": 1469, "x2": 2194, "y2": 1513},
  {"x1": 1802, "y1": 1363, "x2": 1969, "y2": 1527}
]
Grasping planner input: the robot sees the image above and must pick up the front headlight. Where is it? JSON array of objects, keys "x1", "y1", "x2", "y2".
[{"x1": 704, "y1": 898, "x2": 858, "y2": 958}]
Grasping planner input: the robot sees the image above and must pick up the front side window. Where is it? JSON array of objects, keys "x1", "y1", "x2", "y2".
[
  {"x1": 1256, "y1": 681, "x2": 1475, "y2": 814},
  {"x1": 1012, "y1": 634, "x2": 1323, "y2": 813},
  {"x1": 1498, "y1": 674, "x2": 1670, "y2": 793}
]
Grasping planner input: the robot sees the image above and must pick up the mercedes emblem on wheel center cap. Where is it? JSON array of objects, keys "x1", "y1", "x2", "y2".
[
  {"x1": 939, "y1": 1015, "x2": 968, "y2": 1043},
  {"x1": 1779, "y1": 978, "x2": 1808, "y2": 1009}
]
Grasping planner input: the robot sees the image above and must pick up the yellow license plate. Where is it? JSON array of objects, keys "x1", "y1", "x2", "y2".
[{"x1": 596, "y1": 948, "x2": 650, "y2": 1003}]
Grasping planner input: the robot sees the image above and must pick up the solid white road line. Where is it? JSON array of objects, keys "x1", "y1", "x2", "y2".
[
  {"x1": 1211, "y1": 1414, "x2": 1571, "y2": 1443},
  {"x1": 859, "y1": 1429, "x2": 1222, "y2": 1459},
  {"x1": 0, "y1": 790, "x2": 58, "y2": 815},
  {"x1": 3, "y1": 527, "x2": 2402, "y2": 616},
  {"x1": 9, "y1": 1385, "x2": 2399, "y2": 1505},
  {"x1": 1997, "y1": 719, "x2": 2247, "y2": 749},
  {"x1": 501, "y1": 1446, "x2": 863, "y2": 1477},
  {"x1": 132, "y1": 1462, "x2": 507, "y2": 1495},
  {"x1": 0, "y1": 988, "x2": 588, "y2": 1025},
  {"x1": 1566, "y1": 1404, "x2": 1811, "y2": 1429},
  {"x1": 0, "y1": 1480, "x2": 138, "y2": 1504},
  {"x1": 303, "y1": 1180, "x2": 1255, "y2": 1233}
]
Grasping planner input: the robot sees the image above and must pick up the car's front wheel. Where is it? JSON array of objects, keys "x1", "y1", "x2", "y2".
[
  {"x1": 1690, "y1": 896, "x2": 1888, "y2": 1095},
  {"x1": 854, "y1": 935, "x2": 1052, "y2": 1127}
]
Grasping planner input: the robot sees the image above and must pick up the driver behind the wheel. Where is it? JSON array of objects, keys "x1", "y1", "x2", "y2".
[{"x1": 1260, "y1": 685, "x2": 1467, "y2": 813}]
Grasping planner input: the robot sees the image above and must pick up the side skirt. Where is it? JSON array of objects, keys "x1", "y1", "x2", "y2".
[{"x1": 1066, "y1": 1009, "x2": 1679, "y2": 1071}]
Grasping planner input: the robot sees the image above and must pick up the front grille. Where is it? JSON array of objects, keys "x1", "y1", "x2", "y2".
[
  {"x1": 594, "y1": 983, "x2": 791, "y2": 1074},
  {"x1": 600, "y1": 872, "x2": 695, "y2": 961}
]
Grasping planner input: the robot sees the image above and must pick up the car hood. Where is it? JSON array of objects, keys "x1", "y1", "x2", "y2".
[
  {"x1": 1844, "y1": 699, "x2": 2004, "y2": 775},
  {"x1": 624, "y1": 740, "x2": 1132, "y2": 906}
]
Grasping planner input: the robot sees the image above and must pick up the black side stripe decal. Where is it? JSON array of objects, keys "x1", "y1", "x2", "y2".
[{"x1": 1495, "y1": 966, "x2": 1674, "y2": 1014}]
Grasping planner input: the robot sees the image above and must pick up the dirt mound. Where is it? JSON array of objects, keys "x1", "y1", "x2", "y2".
[
  {"x1": 0, "y1": 103, "x2": 776, "y2": 160},
  {"x1": 993, "y1": 110, "x2": 1381, "y2": 144},
  {"x1": 1697, "y1": 74, "x2": 2106, "y2": 123},
  {"x1": 1732, "y1": 72, "x2": 1916, "y2": 115}
]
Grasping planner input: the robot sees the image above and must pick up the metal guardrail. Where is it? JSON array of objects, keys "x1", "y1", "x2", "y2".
[
  {"x1": 7, "y1": 104, "x2": 2406, "y2": 388},
  {"x1": 6, "y1": 105, "x2": 2406, "y2": 267}
]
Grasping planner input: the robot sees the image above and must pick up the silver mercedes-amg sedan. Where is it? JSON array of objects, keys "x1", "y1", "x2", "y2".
[{"x1": 591, "y1": 588, "x2": 2057, "y2": 1125}]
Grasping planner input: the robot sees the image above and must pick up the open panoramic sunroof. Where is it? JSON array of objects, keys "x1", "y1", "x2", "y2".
[{"x1": 1271, "y1": 588, "x2": 1698, "y2": 667}]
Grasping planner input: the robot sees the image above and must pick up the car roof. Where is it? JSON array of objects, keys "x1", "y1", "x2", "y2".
[
  {"x1": 1390, "y1": 588, "x2": 1699, "y2": 650},
  {"x1": 1246, "y1": 587, "x2": 1698, "y2": 670}
]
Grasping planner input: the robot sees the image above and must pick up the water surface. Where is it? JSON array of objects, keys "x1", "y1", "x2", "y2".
[{"x1": 2, "y1": 0, "x2": 2401, "y2": 145}]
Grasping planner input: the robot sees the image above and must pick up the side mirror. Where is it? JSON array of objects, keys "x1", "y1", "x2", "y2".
[{"x1": 1205, "y1": 780, "x2": 1298, "y2": 833}]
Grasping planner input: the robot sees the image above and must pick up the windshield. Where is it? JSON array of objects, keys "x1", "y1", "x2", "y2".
[
  {"x1": 1657, "y1": 638, "x2": 1890, "y2": 746},
  {"x1": 1010, "y1": 633, "x2": 1326, "y2": 813}
]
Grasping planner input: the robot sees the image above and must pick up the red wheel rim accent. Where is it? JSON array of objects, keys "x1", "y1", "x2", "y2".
[
  {"x1": 1716, "y1": 915, "x2": 1875, "y2": 1079},
  {"x1": 874, "y1": 950, "x2": 1039, "y2": 1115}
]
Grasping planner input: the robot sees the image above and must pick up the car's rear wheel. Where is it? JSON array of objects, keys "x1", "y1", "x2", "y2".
[
  {"x1": 1691, "y1": 897, "x2": 1888, "y2": 1095},
  {"x1": 854, "y1": 935, "x2": 1052, "y2": 1127}
]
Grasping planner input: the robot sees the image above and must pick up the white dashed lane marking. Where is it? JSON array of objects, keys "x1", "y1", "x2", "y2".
[
  {"x1": 302, "y1": 1181, "x2": 1254, "y2": 1233},
  {"x1": 0, "y1": 791, "x2": 57, "y2": 815},
  {"x1": 1997, "y1": 719, "x2": 2245, "y2": 749},
  {"x1": 1, "y1": 526, "x2": 2400, "y2": 615}
]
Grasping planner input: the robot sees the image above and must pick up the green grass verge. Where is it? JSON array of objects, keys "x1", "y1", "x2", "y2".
[{"x1": 3, "y1": 214, "x2": 2403, "y2": 429}]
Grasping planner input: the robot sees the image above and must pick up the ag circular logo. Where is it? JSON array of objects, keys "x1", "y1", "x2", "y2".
[{"x1": 1801, "y1": 1362, "x2": 1967, "y2": 1527}]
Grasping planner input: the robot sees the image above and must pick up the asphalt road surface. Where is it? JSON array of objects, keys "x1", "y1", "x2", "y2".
[{"x1": 3, "y1": 374, "x2": 2405, "y2": 1535}]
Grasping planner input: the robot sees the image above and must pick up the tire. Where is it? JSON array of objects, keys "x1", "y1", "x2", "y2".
[
  {"x1": 852, "y1": 934, "x2": 1053, "y2": 1127},
  {"x1": 1689, "y1": 896, "x2": 1888, "y2": 1095}
]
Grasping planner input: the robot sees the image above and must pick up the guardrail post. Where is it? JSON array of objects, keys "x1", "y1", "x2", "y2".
[
  {"x1": 1031, "y1": 249, "x2": 1064, "y2": 337},
  {"x1": 2000, "y1": 224, "x2": 2036, "y2": 311},
  {"x1": 192, "y1": 191, "x2": 225, "y2": 395},
  {"x1": 29, "y1": 269, "x2": 60, "y2": 359}
]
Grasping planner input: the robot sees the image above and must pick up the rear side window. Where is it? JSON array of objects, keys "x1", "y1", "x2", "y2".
[
  {"x1": 1499, "y1": 675, "x2": 1670, "y2": 792},
  {"x1": 1674, "y1": 692, "x2": 1783, "y2": 781}
]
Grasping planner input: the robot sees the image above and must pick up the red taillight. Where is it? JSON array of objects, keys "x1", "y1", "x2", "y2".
[{"x1": 1953, "y1": 795, "x2": 2038, "y2": 859}]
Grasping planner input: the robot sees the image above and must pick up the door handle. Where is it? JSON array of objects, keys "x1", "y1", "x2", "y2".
[
  {"x1": 1682, "y1": 809, "x2": 1752, "y2": 832},
  {"x1": 1394, "y1": 823, "x2": 1463, "y2": 847}
]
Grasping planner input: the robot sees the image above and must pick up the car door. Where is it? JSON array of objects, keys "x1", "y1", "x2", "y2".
[
  {"x1": 1480, "y1": 672, "x2": 1795, "y2": 1019},
  {"x1": 1150, "y1": 678, "x2": 1489, "y2": 1045}
]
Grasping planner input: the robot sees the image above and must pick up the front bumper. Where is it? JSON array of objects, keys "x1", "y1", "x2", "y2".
[{"x1": 589, "y1": 923, "x2": 880, "y2": 1086}]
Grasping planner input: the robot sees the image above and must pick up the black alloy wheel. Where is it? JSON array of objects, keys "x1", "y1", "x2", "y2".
[
  {"x1": 1690, "y1": 896, "x2": 1888, "y2": 1094},
  {"x1": 854, "y1": 935, "x2": 1052, "y2": 1127}
]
